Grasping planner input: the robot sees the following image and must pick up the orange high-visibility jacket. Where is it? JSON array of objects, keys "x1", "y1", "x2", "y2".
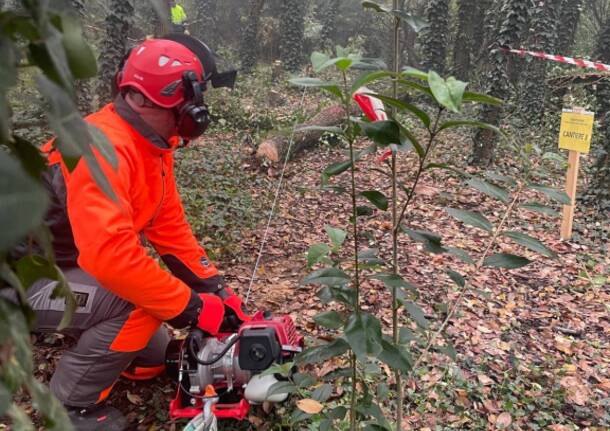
[{"x1": 42, "y1": 98, "x2": 220, "y2": 351}]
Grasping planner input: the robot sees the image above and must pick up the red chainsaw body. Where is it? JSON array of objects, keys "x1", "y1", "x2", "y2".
[{"x1": 169, "y1": 311, "x2": 303, "y2": 421}]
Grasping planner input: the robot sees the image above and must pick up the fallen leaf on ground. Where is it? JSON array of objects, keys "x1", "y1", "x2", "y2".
[
  {"x1": 126, "y1": 392, "x2": 143, "y2": 405},
  {"x1": 296, "y1": 398, "x2": 324, "y2": 414},
  {"x1": 495, "y1": 412, "x2": 512, "y2": 429}
]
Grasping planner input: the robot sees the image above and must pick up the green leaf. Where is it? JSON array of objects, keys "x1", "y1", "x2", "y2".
[
  {"x1": 401, "y1": 67, "x2": 429, "y2": 80},
  {"x1": 485, "y1": 172, "x2": 517, "y2": 186},
  {"x1": 378, "y1": 339, "x2": 412, "y2": 373},
  {"x1": 313, "y1": 311, "x2": 345, "y2": 329},
  {"x1": 323, "y1": 160, "x2": 352, "y2": 179},
  {"x1": 371, "y1": 273, "x2": 417, "y2": 294},
  {"x1": 520, "y1": 202, "x2": 560, "y2": 217},
  {"x1": 446, "y1": 247, "x2": 475, "y2": 265},
  {"x1": 61, "y1": 14, "x2": 97, "y2": 79},
  {"x1": 360, "y1": 120, "x2": 400, "y2": 146},
  {"x1": 398, "y1": 124, "x2": 425, "y2": 158},
  {"x1": 0, "y1": 383, "x2": 9, "y2": 416},
  {"x1": 365, "y1": 94, "x2": 430, "y2": 127},
  {"x1": 87, "y1": 124, "x2": 118, "y2": 170},
  {"x1": 360, "y1": 190, "x2": 388, "y2": 211},
  {"x1": 390, "y1": 10, "x2": 428, "y2": 32},
  {"x1": 293, "y1": 372, "x2": 316, "y2": 388},
  {"x1": 438, "y1": 120, "x2": 504, "y2": 135},
  {"x1": 403, "y1": 228, "x2": 445, "y2": 254},
  {"x1": 0, "y1": 151, "x2": 49, "y2": 250},
  {"x1": 325, "y1": 225, "x2": 347, "y2": 249},
  {"x1": 351, "y1": 71, "x2": 394, "y2": 94},
  {"x1": 483, "y1": 253, "x2": 531, "y2": 269},
  {"x1": 398, "y1": 327, "x2": 417, "y2": 344},
  {"x1": 428, "y1": 71, "x2": 467, "y2": 113},
  {"x1": 436, "y1": 340, "x2": 457, "y2": 361},
  {"x1": 288, "y1": 77, "x2": 342, "y2": 98},
  {"x1": 311, "y1": 51, "x2": 330, "y2": 72},
  {"x1": 528, "y1": 184, "x2": 572, "y2": 205},
  {"x1": 446, "y1": 208, "x2": 493, "y2": 232},
  {"x1": 344, "y1": 313, "x2": 383, "y2": 359},
  {"x1": 7, "y1": 404, "x2": 35, "y2": 431},
  {"x1": 327, "y1": 405, "x2": 347, "y2": 420},
  {"x1": 27, "y1": 378, "x2": 72, "y2": 430},
  {"x1": 317, "y1": 286, "x2": 357, "y2": 307},
  {"x1": 296, "y1": 338, "x2": 350, "y2": 364},
  {"x1": 446, "y1": 269, "x2": 465, "y2": 287},
  {"x1": 311, "y1": 384, "x2": 332, "y2": 402},
  {"x1": 307, "y1": 243, "x2": 331, "y2": 268},
  {"x1": 405, "y1": 301, "x2": 430, "y2": 329},
  {"x1": 466, "y1": 177, "x2": 510, "y2": 203},
  {"x1": 30, "y1": 26, "x2": 73, "y2": 90},
  {"x1": 361, "y1": 1, "x2": 390, "y2": 13},
  {"x1": 10, "y1": 136, "x2": 48, "y2": 179},
  {"x1": 502, "y1": 231, "x2": 557, "y2": 258},
  {"x1": 266, "y1": 381, "x2": 297, "y2": 398},
  {"x1": 302, "y1": 267, "x2": 350, "y2": 287},
  {"x1": 462, "y1": 91, "x2": 503, "y2": 106}
]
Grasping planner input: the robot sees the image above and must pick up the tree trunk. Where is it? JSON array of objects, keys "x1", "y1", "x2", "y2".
[
  {"x1": 319, "y1": 0, "x2": 340, "y2": 51},
  {"x1": 256, "y1": 104, "x2": 348, "y2": 163},
  {"x1": 193, "y1": 0, "x2": 218, "y2": 47},
  {"x1": 453, "y1": 0, "x2": 476, "y2": 81},
  {"x1": 279, "y1": 0, "x2": 306, "y2": 72},
  {"x1": 96, "y1": 0, "x2": 133, "y2": 107},
  {"x1": 584, "y1": 16, "x2": 610, "y2": 213},
  {"x1": 240, "y1": 0, "x2": 266, "y2": 72},
  {"x1": 420, "y1": 0, "x2": 449, "y2": 74},
  {"x1": 557, "y1": 0, "x2": 583, "y2": 54},
  {"x1": 471, "y1": 0, "x2": 529, "y2": 166},
  {"x1": 520, "y1": 0, "x2": 559, "y2": 126}
]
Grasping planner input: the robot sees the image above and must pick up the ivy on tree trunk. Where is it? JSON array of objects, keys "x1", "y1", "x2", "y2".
[
  {"x1": 584, "y1": 15, "x2": 610, "y2": 215},
  {"x1": 471, "y1": 0, "x2": 529, "y2": 166},
  {"x1": 194, "y1": 0, "x2": 218, "y2": 48},
  {"x1": 240, "y1": 0, "x2": 266, "y2": 72},
  {"x1": 520, "y1": 0, "x2": 559, "y2": 126},
  {"x1": 96, "y1": 0, "x2": 133, "y2": 107},
  {"x1": 420, "y1": 0, "x2": 449, "y2": 74},
  {"x1": 453, "y1": 0, "x2": 476, "y2": 81},
  {"x1": 557, "y1": 0, "x2": 583, "y2": 54},
  {"x1": 279, "y1": 0, "x2": 306, "y2": 72}
]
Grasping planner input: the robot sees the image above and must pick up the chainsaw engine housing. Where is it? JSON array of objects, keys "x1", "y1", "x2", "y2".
[{"x1": 167, "y1": 311, "x2": 303, "y2": 420}]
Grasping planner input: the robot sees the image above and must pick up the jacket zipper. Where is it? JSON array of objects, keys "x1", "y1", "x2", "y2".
[{"x1": 149, "y1": 155, "x2": 166, "y2": 226}]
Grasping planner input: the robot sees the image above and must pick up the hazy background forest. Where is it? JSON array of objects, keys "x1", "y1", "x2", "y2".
[{"x1": 4, "y1": 0, "x2": 610, "y2": 245}]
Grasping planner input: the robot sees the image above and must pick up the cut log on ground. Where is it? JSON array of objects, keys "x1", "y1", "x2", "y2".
[{"x1": 256, "y1": 104, "x2": 350, "y2": 163}]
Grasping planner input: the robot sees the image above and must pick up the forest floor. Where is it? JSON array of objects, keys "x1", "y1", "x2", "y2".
[{"x1": 14, "y1": 89, "x2": 610, "y2": 431}]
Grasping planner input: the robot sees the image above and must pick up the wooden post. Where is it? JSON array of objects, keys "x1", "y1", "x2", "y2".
[{"x1": 560, "y1": 150, "x2": 580, "y2": 240}]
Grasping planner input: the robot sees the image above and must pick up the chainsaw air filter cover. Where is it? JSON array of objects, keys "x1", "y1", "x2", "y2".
[{"x1": 238, "y1": 328, "x2": 281, "y2": 371}]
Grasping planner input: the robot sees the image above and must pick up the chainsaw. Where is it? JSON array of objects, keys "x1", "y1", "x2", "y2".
[{"x1": 165, "y1": 310, "x2": 304, "y2": 430}]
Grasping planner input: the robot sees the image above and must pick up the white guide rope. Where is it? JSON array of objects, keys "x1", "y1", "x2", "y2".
[{"x1": 245, "y1": 89, "x2": 307, "y2": 305}]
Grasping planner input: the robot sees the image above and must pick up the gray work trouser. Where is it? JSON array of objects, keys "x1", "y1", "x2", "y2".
[{"x1": 27, "y1": 268, "x2": 170, "y2": 407}]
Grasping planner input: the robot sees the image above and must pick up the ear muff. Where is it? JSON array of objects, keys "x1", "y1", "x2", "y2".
[{"x1": 176, "y1": 71, "x2": 211, "y2": 140}]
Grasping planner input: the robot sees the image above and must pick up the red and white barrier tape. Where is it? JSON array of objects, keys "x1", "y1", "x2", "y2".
[{"x1": 500, "y1": 46, "x2": 610, "y2": 72}]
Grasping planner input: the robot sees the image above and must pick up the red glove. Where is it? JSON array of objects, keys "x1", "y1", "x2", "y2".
[
  {"x1": 218, "y1": 287, "x2": 251, "y2": 323},
  {"x1": 196, "y1": 293, "x2": 225, "y2": 335}
]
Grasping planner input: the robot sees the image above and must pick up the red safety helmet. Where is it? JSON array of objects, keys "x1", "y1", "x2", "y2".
[{"x1": 118, "y1": 38, "x2": 204, "y2": 109}]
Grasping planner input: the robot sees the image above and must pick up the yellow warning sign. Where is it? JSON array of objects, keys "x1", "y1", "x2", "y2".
[{"x1": 558, "y1": 108, "x2": 594, "y2": 154}]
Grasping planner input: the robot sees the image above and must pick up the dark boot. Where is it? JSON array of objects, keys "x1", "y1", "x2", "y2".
[{"x1": 66, "y1": 404, "x2": 127, "y2": 431}]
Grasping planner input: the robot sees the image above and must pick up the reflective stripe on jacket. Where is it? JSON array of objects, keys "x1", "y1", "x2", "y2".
[{"x1": 41, "y1": 97, "x2": 219, "y2": 334}]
